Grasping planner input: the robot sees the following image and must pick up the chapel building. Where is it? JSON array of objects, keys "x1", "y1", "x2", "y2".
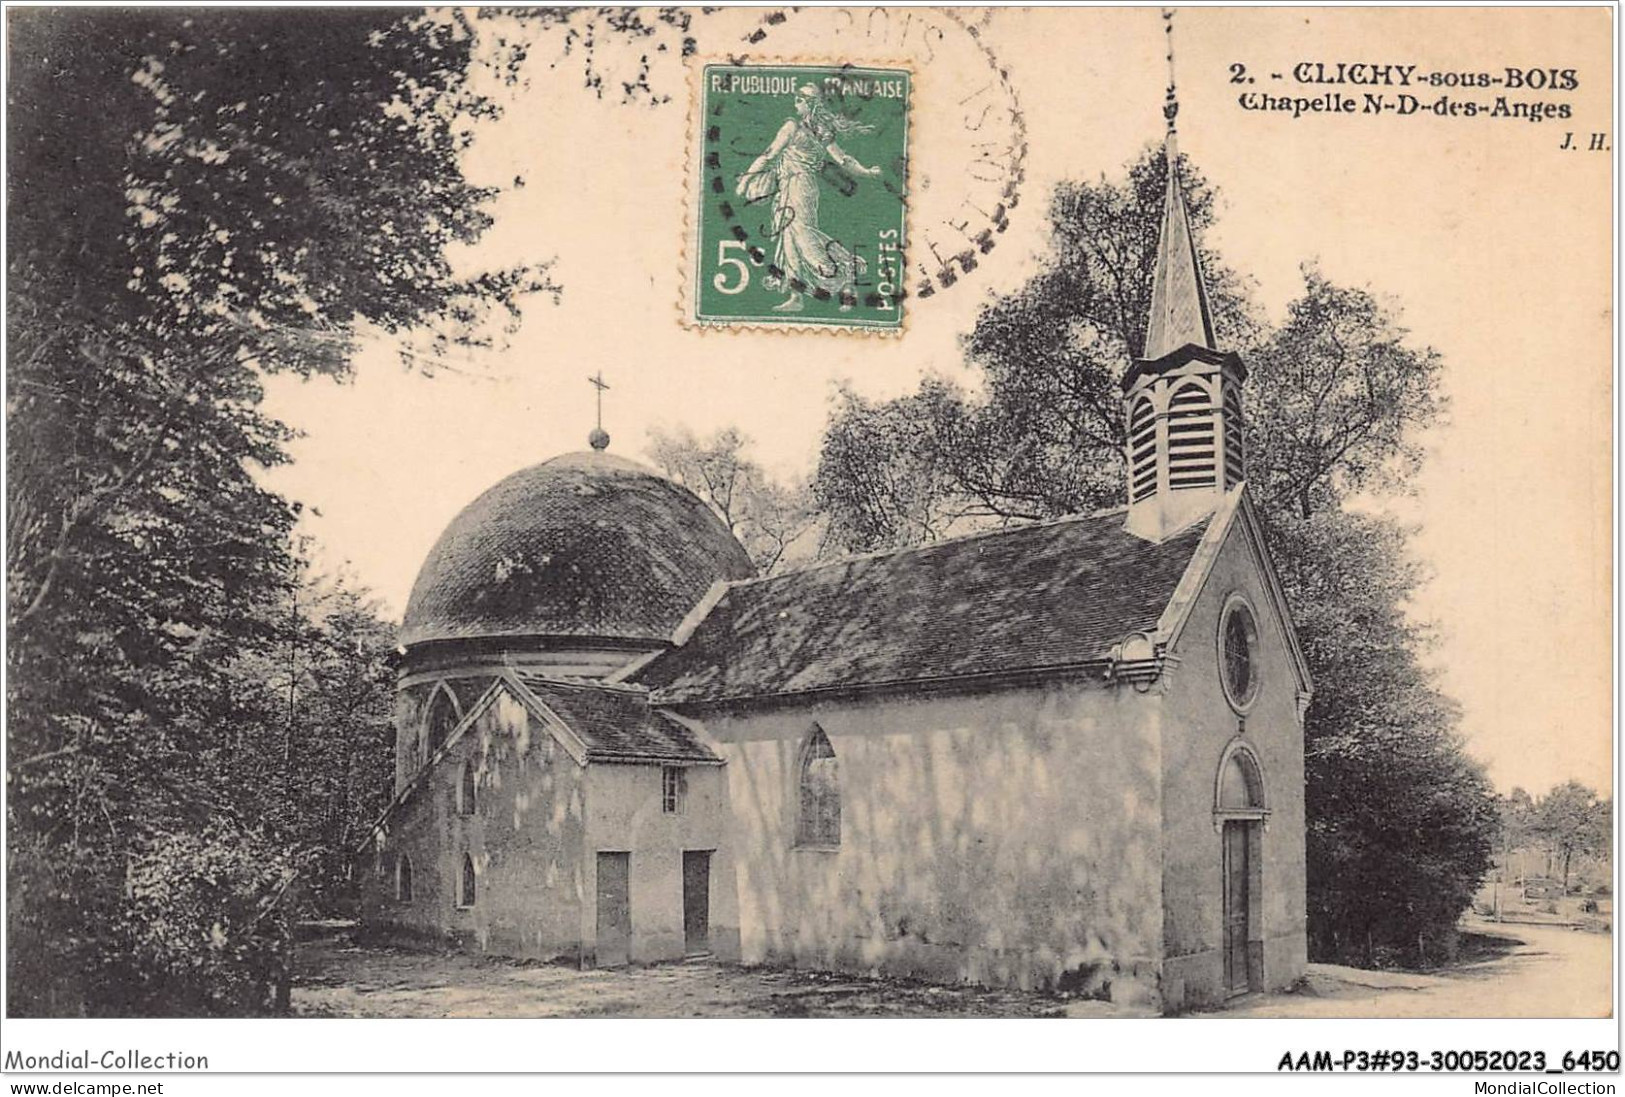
[{"x1": 357, "y1": 103, "x2": 1311, "y2": 1013}]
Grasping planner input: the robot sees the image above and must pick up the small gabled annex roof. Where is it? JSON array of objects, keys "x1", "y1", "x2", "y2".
[
  {"x1": 358, "y1": 671, "x2": 720, "y2": 851},
  {"x1": 635, "y1": 509, "x2": 1213, "y2": 707},
  {"x1": 509, "y1": 672, "x2": 721, "y2": 765}
]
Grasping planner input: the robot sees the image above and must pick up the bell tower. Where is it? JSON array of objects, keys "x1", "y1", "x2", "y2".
[{"x1": 1123, "y1": 15, "x2": 1246, "y2": 543}]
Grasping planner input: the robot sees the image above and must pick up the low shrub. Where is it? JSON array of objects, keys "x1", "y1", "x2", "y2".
[{"x1": 107, "y1": 824, "x2": 303, "y2": 1016}]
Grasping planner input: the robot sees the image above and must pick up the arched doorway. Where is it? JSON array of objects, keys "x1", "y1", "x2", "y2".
[{"x1": 1214, "y1": 741, "x2": 1268, "y2": 996}]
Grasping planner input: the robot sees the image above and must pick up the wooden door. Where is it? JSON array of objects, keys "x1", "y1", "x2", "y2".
[
  {"x1": 1222, "y1": 822, "x2": 1252, "y2": 995},
  {"x1": 682, "y1": 850, "x2": 711, "y2": 956},
  {"x1": 595, "y1": 852, "x2": 631, "y2": 967}
]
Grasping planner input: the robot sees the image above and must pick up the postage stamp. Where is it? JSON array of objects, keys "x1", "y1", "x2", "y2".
[
  {"x1": 730, "y1": 9, "x2": 1027, "y2": 304},
  {"x1": 689, "y1": 62, "x2": 911, "y2": 332}
]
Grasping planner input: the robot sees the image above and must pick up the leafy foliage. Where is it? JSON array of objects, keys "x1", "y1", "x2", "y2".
[
  {"x1": 646, "y1": 426, "x2": 822, "y2": 574},
  {"x1": 811, "y1": 380, "x2": 972, "y2": 554},
  {"x1": 6, "y1": 8, "x2": 547, "y2": 1015},
  {"x1": 812, "y1": 144, "x2": 1497, "y2": 967},
  {"x1": 1276, "y1": 510, "x2": 1497, "y2": 963},
  {"x1": 201, "y1": 572, "x2": 398, "y2": 913},
  {"x1": 111, "y1": 824, "x2": 303, "y2": 1017},
  {"x1": 815, "y1": 149, "x2": 1260, "y2": 547},
  {"x1": 1246, "y1": 270, "x2": 1445, "y2": 520},
  {"x1": 1497, "y1": 787, "x2": 1539, "y2": 853},
  {"x1": 504, "y1": 7, "x2": 706, "y2": 105}
]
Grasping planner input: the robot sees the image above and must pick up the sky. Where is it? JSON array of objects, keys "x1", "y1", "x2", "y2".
[{"x1": 259, "y1": 6, "x2": 1613, "y2": 797}]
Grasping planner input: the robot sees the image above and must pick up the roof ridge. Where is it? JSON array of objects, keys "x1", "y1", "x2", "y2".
[
  {"x1": 511, "y1": 671, "x2": 650, "y2": 696},
  {"x1": 727, "y1": 503, "x2": 1134, "y2": 590},
  {"x1": 639, "y1": 502, "x2": 1213, "y2": 707}
]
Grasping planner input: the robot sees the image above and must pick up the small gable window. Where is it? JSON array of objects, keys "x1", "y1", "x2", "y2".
[
  {"x1": 796, "y1": 726, "x2": 840, "y2": 849},
  {"x1": 459, "y1": 853, "x2": 477, "y2": 908},
  {"x1": 662, "y1": 766, "x2": 687, "y2": 815},
  {"x1": 1219, "y1": 596, "x2": 1260, "y2": 711},
  {"x1": 425, "y1": 686, "x2": 459, "y2": 756},
  {"x1": 458, "y1": 759, "x2": 477, "y2": 816},
  {"x1": 395, "y1": 853, "x2": 414, "y2": 902}
]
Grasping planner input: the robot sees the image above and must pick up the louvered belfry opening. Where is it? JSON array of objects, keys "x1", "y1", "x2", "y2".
[
  {"x1": 1222, "y1": 382, "x2": 1245, "y2": 489},
  {"x1": 1166, "y1": 381, "x2": 1217, "y2": 491},
  {"x1": 1129, "y1": 396, "x2": 1159, "y2": 503},
  {"x1": 1122, "y1": 363, "x2": 1245, "y2": 540}
]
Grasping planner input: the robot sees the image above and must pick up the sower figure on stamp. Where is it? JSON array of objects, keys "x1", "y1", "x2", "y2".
[{"x1": 737, "y1": 84, "x2": 882, "y2": 313}]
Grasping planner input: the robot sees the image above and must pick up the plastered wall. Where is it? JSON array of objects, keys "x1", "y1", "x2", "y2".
[
  {"x1": 1158, "y1": 518, "x2": 1309, "y2": 1010},
  {"x1": 692, "y1": 681, "x2": 1165, "y2": 1001},
  {"x1": 361, "y1": 687, "x2": 589, "y2": 961},
  {"x1": 581, "y1": 763, "x2": 733, "y2": 963}
]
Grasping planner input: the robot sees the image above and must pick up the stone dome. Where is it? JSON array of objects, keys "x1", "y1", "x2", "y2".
[{"x1": 402, "y1": 451, "x2": 756, "y2": 649}]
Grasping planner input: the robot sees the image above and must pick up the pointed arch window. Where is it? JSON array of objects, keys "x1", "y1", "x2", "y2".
[
  {"x1": 459, "y1": 853, "x2": 477, "y2": 908},
  {"x1": 796, "y1": 727, "x2": 840, "y2": 849},
  {"x1": 424, "y1": 686, "x2": 459, "y2": 757},
  {"x1": 1128, "y1": 395, "x2": 1158, "y2": 503},
  {"x1": 458, "y1": 759, "x2": 477, "y2": 816},
  {"x1": 395, "y1": 853, "x2": 414, "y2": 902},
  {"x1": 1166, "y1": 381, "x2": 1216, "y2": 490}
]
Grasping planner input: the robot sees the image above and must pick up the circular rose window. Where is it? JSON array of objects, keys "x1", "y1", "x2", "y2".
[{"x1": 1220, "y1": 597, "x2": 1260, "y2": 710}]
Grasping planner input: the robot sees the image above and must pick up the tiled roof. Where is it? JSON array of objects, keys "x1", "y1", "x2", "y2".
[
  {"x1": 402, "y1": 451, "x2": 755, "y2": 648},
  {"x1": 513, "y1": 673, "x2": 721, "y2": 764},
  {"x1": 636, "y1": 511, "x2": 1211, "y2": 705}
]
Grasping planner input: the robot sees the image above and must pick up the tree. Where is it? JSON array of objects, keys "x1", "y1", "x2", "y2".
[
  {"x1": 1498, "y1": 788, "x2": 1538, "y2": 861},
  {"x1": 647, "y1": 426, "x2": 822, "y2": 574},
  {"x1": 813, "y1": 380, "x2": 972, "y2": 554},
  {"x1": 814, "y1": 149, "x2": 1260, "y2": 547},
  {"x1": 200, "y1": 570, "x2": 398, "y2": 914},
  {"x1": 1274, "y1": 508, "x2": 1496, "y2": 962},
  {"x1": 1246, "y1": 269, "x2": 1445, "y2": 520},
  {"x1": 6, "y1": 8, "x2": 546, "y2": 1015},
  {"x1": 811, "y1": 145, "x2": 1496, "y2": 967},
  {"x1": 1532, "y1": 781, "x2": 1610, "y2": 892}
]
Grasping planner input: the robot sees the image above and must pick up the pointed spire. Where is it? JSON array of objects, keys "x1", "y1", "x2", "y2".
[{"x1": 1143, "y1": 9, "x2": 1216, "y2": 361}]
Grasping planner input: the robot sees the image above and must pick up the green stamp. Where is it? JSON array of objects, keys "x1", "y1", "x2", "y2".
[{"x1": 691, "y1": 63, "x2": 910, "y2": 331}]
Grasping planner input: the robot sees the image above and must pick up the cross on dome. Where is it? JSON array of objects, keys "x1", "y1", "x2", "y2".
[{"x1": 587, "y1": 371, "x2": 611, "y2": 450}]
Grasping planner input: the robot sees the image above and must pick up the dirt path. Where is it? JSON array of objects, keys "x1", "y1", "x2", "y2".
[
  {"x1": 292, "y1": 920, "x2": 1610, "y2": 1019},
  {"x1": 1224, "y1": 921, "x2": 1612, "y2": 1018},
  {"x1": 291, "y1": 934, "x2": 1110, "y2": 1018}
]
